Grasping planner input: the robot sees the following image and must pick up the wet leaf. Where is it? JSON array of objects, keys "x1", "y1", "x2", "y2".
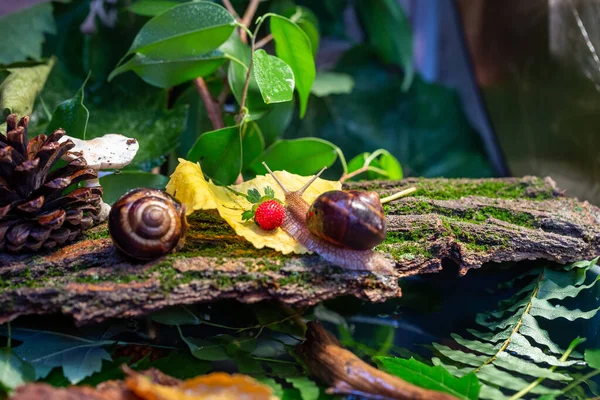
[
  {"x1": 166, "y1": 159, "x2": 341, "y2": 253},
  {"x1": 253, "y1": 49, "x2": 295, "y2": 104},
  {"x1": 125, "y1": 2, "x2": 236, "y2": 59},
  {"x1": 109, "y1": 51, "x2": 226, "y2": 88},
  {"x1": 270, "y1": 15, "x2": 316, "y2": 118},
  {"x1": 0, "y1": 2, "x2": 56, "y2": 65},
  {"x1": 126, "y1": 370, "x2": 277, "y2": 399}
]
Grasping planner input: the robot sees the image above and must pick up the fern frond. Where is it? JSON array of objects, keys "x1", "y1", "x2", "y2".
[{"x1": 432, "y1": 257, "x2": 600, "y2": 399}]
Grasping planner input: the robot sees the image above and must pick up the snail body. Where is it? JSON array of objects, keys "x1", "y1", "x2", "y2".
[
  {"x1": 109, "y1": 188, "x2": 186, "y2": 260},
  {"x1": 262, "y1": 164, "x2": 395, "y2": 275}
]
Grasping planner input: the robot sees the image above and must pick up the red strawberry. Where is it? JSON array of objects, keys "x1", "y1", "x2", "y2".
[{"x1": 254, "y1": 199, "x2": 285, "y2": 230}]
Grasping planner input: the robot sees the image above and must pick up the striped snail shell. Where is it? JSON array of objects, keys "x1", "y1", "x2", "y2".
[{"x1": 108, "y1": 188, "x2": 186, "y2": 260}]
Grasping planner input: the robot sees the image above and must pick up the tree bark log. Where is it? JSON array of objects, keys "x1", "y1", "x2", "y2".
[{"x1": 1, "y1": 176, "x2": 599, "y2": 325}]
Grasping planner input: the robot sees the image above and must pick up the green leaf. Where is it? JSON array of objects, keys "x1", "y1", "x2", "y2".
[
  {"x1": 129, "y1": 0, "x2": 181, "y2": 17},
  {"x1": 242, "y1": 122, "x2": 265, "y2": 169},
  {"x1": 99, "y1": 171, "x2": 169, "y2": 205},
  {"x1": 347, "y1": 150, "x2": 403, "y2": 181},
  {"x1": 150, "y1": 351, "x2": 212, "y2": 379},
  {"x1": 0, "y1": 2, "x2": 56, "y2": 64},
  {"x1": 264, "y1": 186, "x2": 275, "y2": 198},
  {"x1": 586, "y1": 349, "x2": 600, "y2": 370},
  {"x1": 5, "y1": 328, "x2": 112, "y2": 384},
  {"x1": 246, "y1": 188, "x2": 262, "y2": 203},
  {"x1": 256, "y1": 100, "x2": 294, "y2": 147},
  {"x1": 529, "y1": 298, "x2": 599, "y2": 321},
  {"x1": 285, "y1": 377, "x2": 320, "y2": 400},
  {"x1": 270, "y1": 15, "x2": 316, "y2": 118},
  {"x1": 109, "y1": 51, "x2": 226, "y2": 88},
  {"x1": 284, "y1": 6, "x2": 320, "y2": 57},
  {"x1": 187, "y1": 125, "x2": 242, "y2": 185},
  {"x1": 0, "y1": 58, "x2": 55, "y2": 130},
  {"x1": 253, "y1": 49, "x2": 295, "y2": 104},
  {"x1": 252, "y1": 138, "x2": 338, "y2": 176},
  {"x1": 45, "y1": 75, "x2": 90, "y2": 139},
  {"x1": 311, "y1": 72, "x2": 354, "y2": 97},
  {"x1": 375, "y1": 357, "x2": 480, "y2": 400},
  {"x1": 241, "y1": 210, "x2": 254, "y2": 221},
  {"x1": 356, "y1": 0, "x2": 413, "y2": 90},
  {"x1": 125, "y1": 1, "x2": 236, "y2": 59},
  {"x1": 0, "y1": 348, "x2": 34, "y2": 392}
]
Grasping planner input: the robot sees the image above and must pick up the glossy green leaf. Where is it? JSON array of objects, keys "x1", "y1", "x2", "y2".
[
  {"x1": 310, "y1": 72, "x2": 354, "y2": 97},
  {"x1": 125, "y1": 2, "x2": 236, "y2": 59},
  {"x1": 284, "y1": 6, "x2": 320, "y2": 57},
  {"x1": 0, "y1": 58, "x2": 55, "y2": 129},
  {"x1": 46, "y1": 75, "x2": 89, "y2": 139},
  {"x1": 4, "y1": 328, "x2": 112, "y2": 384},
  {"x1": 187, "y1": 125, "x2": 242, "y2": 185},
  {"x1": 347, "y1": 150, "x2": 403, "y2": 181},
  {"x1": 100, "y1": 171, "x2": 169, "y2": 205},
  {"x1": 253, "y1": 49, "x2": 295, "y2": 104},
  {"x1": 108, "y1": 51, "x2": 226, "y2": 88},
  {"x1": 242, "y1": 122, "x2": 265, "y2": 169},
  {"x1": 251, "y1": 138, "x2": 338, "y2": 176},
  {"x1": 356, "y1": 0, "x2": 413, "y2": 90},
  {"x1": 270, "y1": 15, "x2": 316, "y2": 118},
  {"x1": 255, "y1": 100, "x2": 294, "y2": 147},
  {"x1": 375, "y1": 357, "x2": 480, "y2": 400},
  {"x1": 129, "y1": 0, "x2": 180, "y2": 17},
  {"x1": 0, "y1": 2, "x2": 56, "y2": 64},
  {"x1": 0, "y1": 348, "x2": 34, "y2": 392}
]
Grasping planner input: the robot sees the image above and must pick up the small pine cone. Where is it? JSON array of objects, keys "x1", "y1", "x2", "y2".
[{"x1": 0, "y1": 114, "x2": 103, "y2": 253}]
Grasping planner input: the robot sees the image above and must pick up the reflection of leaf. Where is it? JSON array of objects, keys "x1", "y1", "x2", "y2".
[
  {"x1": 166, "y1": 159, "x2": 341, "y2": 254},
  {"x1": 125, "y1": 2, "x2": 236, "y2": 59},
  {"x1": 375, "y1": 357, "x2": 480, "y2": 400},
  {"x1": 0, "y1": 348, "x2": 35, "y2": 392},
  {"x1": 126, "y1": 370, "x2": 277, "y2": 400},
  {"x1": 3, "y1": 328, "x2": 112, "y2": 384},
  {"x1": 0, "y1": 2, "x2": 56, "y2": 64},
  {"x1": 253, "y1": 50, "x2": 295, "y2": 104}
]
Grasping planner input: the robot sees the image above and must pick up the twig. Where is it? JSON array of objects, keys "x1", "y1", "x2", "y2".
[
  {"x1": 255, "y1": 33, "x2": 273, "y2": 49},
  {"x1": 240, "y1": 0, "x2": 260, "y2": 44},
  {"x1": 296, "y1": 321, "x2": 459, "y2": 400},
  {"x1": 194, "y1": 77, "x2": 224, "y2": 130},
  {"x1": 221, "y1": 0, "x2": 239, "y2": 19},
  {"x1": 217, "y1": 76, "x2": 231, "y2": 108}
]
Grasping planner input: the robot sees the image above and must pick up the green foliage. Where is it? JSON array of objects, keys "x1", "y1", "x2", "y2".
[
  {"x1": 0, "y1": 58, "x2": 55, "y2": 128},
  {"x1": 432, "y1": 258, "x2": 600, "y2": 399},
  {"x1": 251, "y1": 138, "x2": 338, "y2": 176},
  {"x1": 0, "y1": 2, "x2": 56, "y2": 65},
  {"x1": 310, "y1": 72, "x2": 354, "y2": 97},
  {"x1": 125, "y1": 2, "x2": 236, "y2": 59},
  {"x1": 99, "y1": 171, "x2": 170, "y2": 205},
  {"x1": 128, "y1": 0, "x2": 182, "y2": 17},
  {"x1": 46, "y1": 74, "x2": 89, "y2": 139},
  {"x1": 347, "y1": 149, "x2": 403, "y2": 180},
  {"x1": 0, "y1": 348, "x2": 34, "y2": 392},
  {"x1": 356, "y1": 0, "x2": 413, "y2": 90},
  {"x1": 283, "y1": 6, "x2": 320, "y2": 57},
  {"x1": 269, "y1": 14, "x2": 316, "y2": 118},
  {"x1": 187, "y1": 125, "x2": 242, "y2": 185},
  {"x1": 0, "y1": 328, "x2": 113, "y2": 384},
  {"x1": 253, "y1": 49, "x2": 295, "y2": 104},
  {"x1": 375, "y1": 357, "x2": 481, "y2": 400}
]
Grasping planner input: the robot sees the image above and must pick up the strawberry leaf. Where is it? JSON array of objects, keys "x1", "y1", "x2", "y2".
[
  {"x1": 241, "y1": 210, "x2": 255, "y2": 221},
  {"x1": 246, "y1": 188, "x2": 262, "y2": 203},
  {"x1": 264, "y1": 186, "x2": 275, "y2": 198}
]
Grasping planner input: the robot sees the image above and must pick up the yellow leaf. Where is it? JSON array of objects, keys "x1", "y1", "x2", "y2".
[
  {"x1": 209, "y1": 170, "x2": 341, "y2": 254},
  {"x1": 126, "y1": 371, "x2": 277, "y2": 400},
  {"x1": 165, "y1": 159, "x2": 341, "y2": 254},
  {"x1": 166, "y1": 159, "x2": 217, "y2": 215}
]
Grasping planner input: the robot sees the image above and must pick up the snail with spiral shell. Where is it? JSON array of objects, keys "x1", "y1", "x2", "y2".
[{"x1": 108, "y1": 188, "x2": 186, "y2": 260}]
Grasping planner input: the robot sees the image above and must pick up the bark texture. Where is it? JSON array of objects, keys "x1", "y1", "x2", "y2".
[{"x1": 1, "y1": 176, "x2": 599, "y2": 325}]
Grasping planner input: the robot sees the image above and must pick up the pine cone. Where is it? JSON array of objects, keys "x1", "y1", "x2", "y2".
[{"x1": 0, "y1": 114, "x2": 103, "y2": 252}]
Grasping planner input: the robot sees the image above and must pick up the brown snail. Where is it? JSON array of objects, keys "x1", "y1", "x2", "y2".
[
  {"x1": 108, "y1": 188, "x2": 186, "y2": 260},
  {"x1": 262, "y1": 163, "x2": 415, "y2": 274}
]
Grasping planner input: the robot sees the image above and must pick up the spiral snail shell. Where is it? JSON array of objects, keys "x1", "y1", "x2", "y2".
[{"x1": 108, "y1": 188, "x2": 186, "y2": 260}]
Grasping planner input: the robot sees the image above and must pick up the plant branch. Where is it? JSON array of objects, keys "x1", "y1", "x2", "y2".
[
  {"x1": 221, "y1": 0, "x2": 239, "y2": 19},
  {"x1": 217, "y1": 76, "x2": 231, "y2": 108},
  {"x1": 240, "y1": 0, "x2": 260, "y2": 44},
  {"x1": 255, "y1": 33, "x2": 273, "y2": 49},
  {"x1": 194, "y1": 77, "x2": 224, "y2": 130}
]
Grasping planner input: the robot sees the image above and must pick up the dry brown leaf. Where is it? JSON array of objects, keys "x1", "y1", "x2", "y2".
[
  {"x1": 166, "y1": 159, "x2": 341, "y2": 254},
  {"x1": 125, "y1": 371, "x2": 277, "y2": 400}
]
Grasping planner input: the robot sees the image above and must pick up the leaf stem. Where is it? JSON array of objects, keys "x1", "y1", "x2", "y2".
[{"x1": 194, "y1": 77, "x2": 224, "y2": 130}]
